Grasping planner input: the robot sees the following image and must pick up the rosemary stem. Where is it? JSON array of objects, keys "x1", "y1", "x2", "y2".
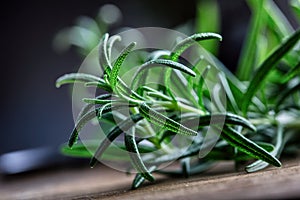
[
  {"x1": 249, "y1": 118, "x2": 273, "y2": 126},
  {"x1": 157, "y1": 101, "x2": 206, "y2": 115}
]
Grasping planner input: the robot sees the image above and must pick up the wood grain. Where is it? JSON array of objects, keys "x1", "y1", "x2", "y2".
[{"x1": 0, "y1": 157, "x2": 299, "y2": 200}]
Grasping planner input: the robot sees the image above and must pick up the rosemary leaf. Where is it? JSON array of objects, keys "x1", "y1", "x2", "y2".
[
  {"x1": 56, "y1": 73, "x2": 104, "y2": 88},
  {"x1": 139, "y1": 102, "x2": 198, "y2": 136},
  {"x1": 246, "y1": 125, "x2": 283, "y2": 172},
  {"x1": 183, "y1": 113, "x2": 256, "y2": 132},
  {"x1": 131, "y1": 59, "x2": 196, "y2": 90},
  {"x1": 125, "y1": 127, "x2": 155, "y2": 182},
  {"x1": 76, "y1": 94, "x2": 111, "y2": 120},
  {"x1": 110, "y1": 42, "x2": 136, "y2": 90},
  {"x1": 99, "y1": 33, "x2": 112, "y2": 75},
  {"x1": 69, "y1": 104, "x2": 137, "y2": 147},
  {"x1": 165, "y1": 33, "x2": 222, "y2": 100},
  {"x1": 107, "y1": 35, "x2": 121, "y2": 62},
  {"x1": 83, "y1": 98, "x2": 116, "y2": 104},
  {"x1": 220, "y1": 126, "x2": 281, "y2": 167},
  {"x1": 170, "y1": 33, "x2": 222, "y2": 61},
  {"x1": 197, "y1": 65, "x2": 210, "y2": 109},
  {"x1": 237, "y1": 0, "x2": 264, "y2": 80},
  {"x1": 132, "y1": 166, "x2": 157, "y2": 189},
  {"x1": 242, "y1": 29, "x2": 300, "y2": 113},
  {"x1": 84, "y1": 81, "x2": 112, "y2": 92},
  {"x1": 218, "y1": 72, "x2": 240, "y2": 114},
  {"x1": 90, "y1": 114, "x2": 143, "y2": 167},
  {"x1": 281, "y1": 61, "x2": 300, "y2": 84}
]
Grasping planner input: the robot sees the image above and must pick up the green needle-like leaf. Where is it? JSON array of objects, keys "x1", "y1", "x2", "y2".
[
  {"x1": 237, "y1": 0, "x2": 264, "y2": 80},
  {"x1": 69, "y1": 112, "x2": 96, "y2": 147},
  {"x1": 145, "y1": 139, "x2": 217, "y2": 164},
  {"x1": 76, "y1": 94, "x2": 111, "y2": 120},
  {"x1": 83, "y1": 98, "x2": 119, "y2": 104},
  {"x1": 165, "y1": 33, "x2": 222, "y2": 100},
  {"x1": 246, "y1": 125, "x2": 283, "y2": 172},
  {"x1": 146, "y1": 91, "x2": 172, "y2": 101},
  {"x1": 264, "y1": 0, "x2": 294, "y2": 38},
  {"x1": 196, "y1": 0, "x2": 220, "y2": 55},
  {"x1": 172, "y1": 70, "x2": 200, "y2": 107},
  {"x1": 99, "y1": 33, "x2": 112, "y2": 75},
  {"x1": 218, "y1": 73, "x2": 240, "y2": 113},
  {"x1": 110, "y1": 42, "x2": 136, "y2": 90},
  {"x1": 197, "y1": 65, "x2": 210, "y2": 109},
  {"x1": 281, "y1": 61, "x2": 300, "y2": 84},
  {"x1": 256, "y1": 142, "x2": 275, "y2": 152},
  {"x1": 139, "y1": 102, "x2": 198, "y2": 136},
  {"x1": 220, "y1": 126, "x2": 281, "y2": 167},
  {"x1": 62, "y1": 141, "x2": 155, "y2": 161},
  {"x1": 76, "y1": 104, "x2": 95, "y2": 122},
  {"x1": 132, "y1": 166, "x2": 156, "y2": 189},
  {"x1": 125, "y1": 128, "x2": 155, "y2": 182},
  {"x1": 61, "y1": 142, "x2": 93, "y2": 158},
  {"x1": 242, "y1": 29, "x2": 300, "y2": 113},
  {"x1": 107, "y1": 35, "x2": 121, "y2": 62},
  {"x1": 131, "y1": 59, "x2": 196, "y2": 90},
  {"x1": 170, "y1": 33, "x2": 222, "y2": 61},
  {"x1": 183, "y1": 113, "x2": 256, "y2": 132},
  {"x1": 90, "y1": 114, "x2": 143, "y2": 167},
  {"x1": 56, "y1": 73, "x2": 105, "y2": 88},
  {"x1": 68, "y1": 104, "x2": 137, "y2": 148},
  {"x1": 134, "y1": 50, "x2": 171, "y2": 94},
  {"x1": 84, "y1": 81, "x2": 112, "y2": 92}
]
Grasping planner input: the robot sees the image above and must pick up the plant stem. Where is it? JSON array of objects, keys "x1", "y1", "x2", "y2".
[{"x1": 157, "y1": 101, "x2": 206, "y2": 115}]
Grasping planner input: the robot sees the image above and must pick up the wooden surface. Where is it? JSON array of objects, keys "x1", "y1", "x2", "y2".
[{"x1": 1, "y1": 156, "x2": 300, "y2": 200}]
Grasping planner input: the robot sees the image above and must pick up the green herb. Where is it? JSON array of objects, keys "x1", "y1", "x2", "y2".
[{"x1": 57, "y1": 1, "x2": 300, "y2": 189}]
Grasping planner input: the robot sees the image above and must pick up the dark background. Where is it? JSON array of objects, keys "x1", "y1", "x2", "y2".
[{"x1": 0, "y1": 0, "x2": 296, "y2": 155}]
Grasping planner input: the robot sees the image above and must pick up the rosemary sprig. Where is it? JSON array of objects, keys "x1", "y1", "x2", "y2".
[{"x1": 57, "y1": 1, "x2": 300, "y2": 189}]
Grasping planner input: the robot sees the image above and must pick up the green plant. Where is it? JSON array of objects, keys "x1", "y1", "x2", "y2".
[{"x1": 56, "y1": 1, "x2": 300, "y2": 189}]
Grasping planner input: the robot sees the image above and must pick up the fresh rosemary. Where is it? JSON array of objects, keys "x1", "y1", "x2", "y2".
[{"x1": 56, "y1": 1, "x2": 300, "y2": 189}]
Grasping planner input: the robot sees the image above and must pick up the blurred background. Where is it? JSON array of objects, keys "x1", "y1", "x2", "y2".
[{"x1": 0, "y1": 0, "x2": 298, "y2": 173}]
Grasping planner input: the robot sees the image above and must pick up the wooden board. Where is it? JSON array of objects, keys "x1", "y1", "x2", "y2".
[{"x1": 0, "y1": 156, "x2": 299, "y2": 200}]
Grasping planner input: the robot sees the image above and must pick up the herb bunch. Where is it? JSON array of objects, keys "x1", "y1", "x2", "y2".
[{"x1": 56, "y1": 1, "x2": 300, "y2": 189}]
